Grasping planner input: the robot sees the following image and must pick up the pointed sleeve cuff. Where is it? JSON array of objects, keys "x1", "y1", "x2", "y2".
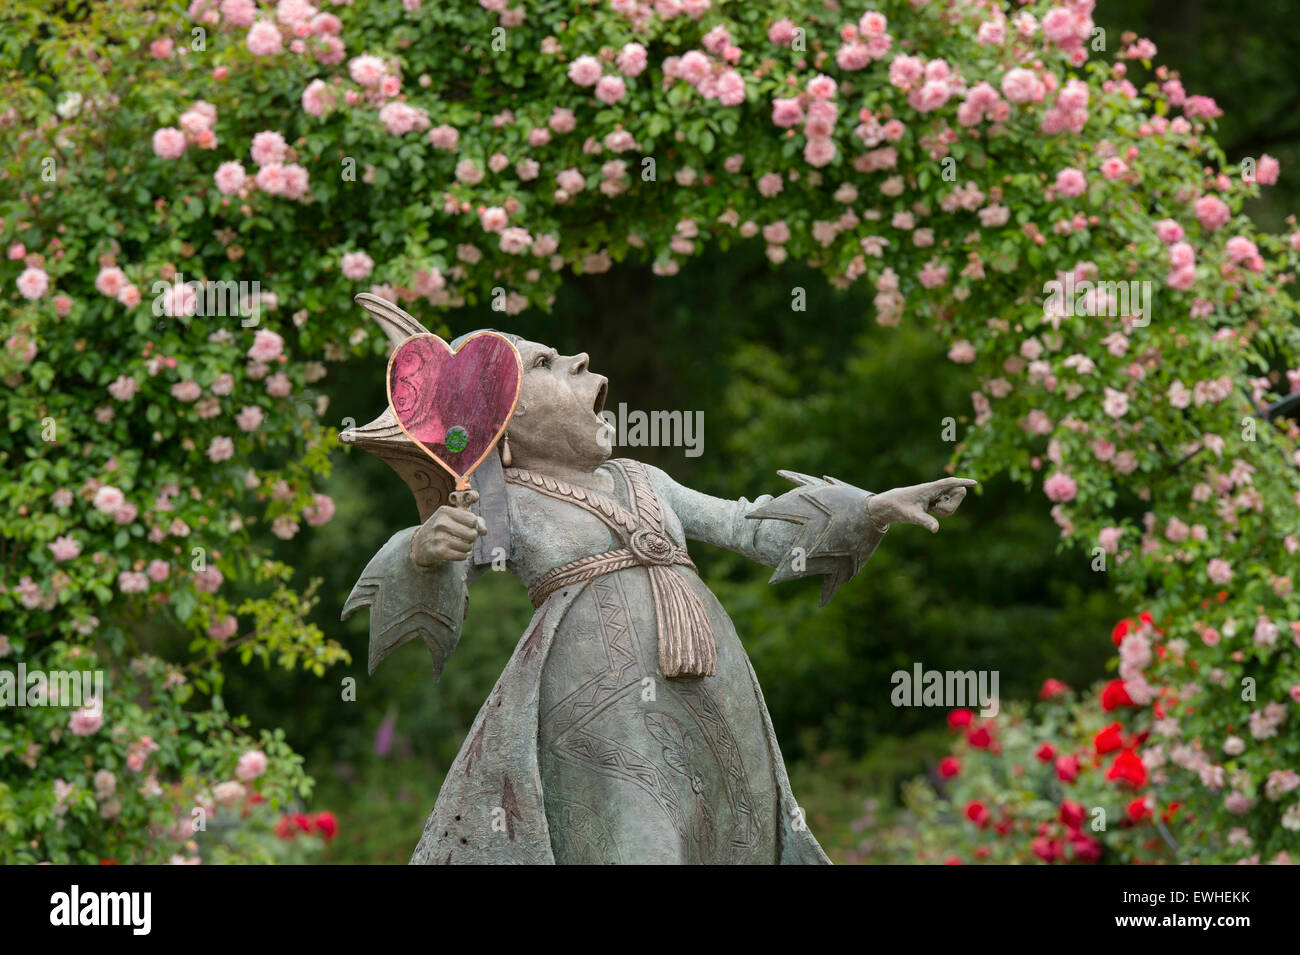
[
  {"x1": 744, "y1": 471, "x2": 887, "y2": 607},
  {"x1": 341, "y1": 527, "x2": 470, "y2": 677}
]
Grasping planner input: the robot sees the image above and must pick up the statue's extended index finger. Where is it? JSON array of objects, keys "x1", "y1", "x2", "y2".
[{"x1": 937, "y1": 477, "x2": 979, "y2": 489}]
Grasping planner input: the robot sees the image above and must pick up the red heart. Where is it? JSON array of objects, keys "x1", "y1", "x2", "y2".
[{"x1": 386, "y1": 332, "x2": 522, "y2": 484}]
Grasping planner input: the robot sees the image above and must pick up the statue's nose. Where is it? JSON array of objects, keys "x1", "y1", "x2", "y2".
[{"x1": 569, "y1": 352, "x2": 589, "y2": 375}]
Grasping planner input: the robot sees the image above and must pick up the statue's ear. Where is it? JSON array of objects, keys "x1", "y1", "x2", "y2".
[{"x1": 355, "y1": 292, "x2": 430, "y2": 346}]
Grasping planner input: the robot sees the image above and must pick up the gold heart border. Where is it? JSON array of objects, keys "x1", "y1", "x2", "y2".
[{"x1": 384, "y1": 330, "x2": 523, "y2": 489}]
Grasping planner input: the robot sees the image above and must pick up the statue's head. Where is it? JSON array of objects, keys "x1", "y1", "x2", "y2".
[{"x1": 506, "y1": 337, "x2": 612, "y2": 472}]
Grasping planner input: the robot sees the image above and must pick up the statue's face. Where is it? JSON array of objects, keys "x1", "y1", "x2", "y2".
[{"x1": 508, "y1": 339, "x2": 612, "y2": 470}]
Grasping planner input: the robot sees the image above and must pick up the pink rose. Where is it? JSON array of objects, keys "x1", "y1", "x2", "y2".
[
  {"x1": 1154, "y1": 219, "x2": 1185, "y2": 243},
  {"x1": 1194, "y1": 195, "x2": 1230, "y2": 230},
  {"x1": 499, "y1": 227, "x2": 532, "y2": 254},
  {"x1": 16, "y1": 266, "x2": 50, "y2": 300},
  {"x1": 768, "y1": 18, "x2": 797, "y2": 46},
  {"x1": 49, "y1": 535, "x2": 81, "y2": 562},
  {"x1": 194, "y1": 566, "x2": 224, "y2": 593},
  {"x1": 207, "y1": 616, "x2": 238, "y2": 641},
  {"x1": 246, "y1": 20, "x2": 284, "y2": 57},
  {"x1": 1001, "y1": 68, "x2": 1044, "y2": 104},
  {"x1": 947, "y1": 340, "x2": 976, "y2": 363},
  {"x1": 250, "y1": 130, "x2": 288, "y2": 166},
  {"x1": 1054, "y1": 168, "x2": 1087, "y2": 198},
  {"x1": 1100, "y1": 157, "x2": 1128, "y2": 180},
  {"x1": 265, "y1": 372, "x2": 292, "y2": 397},
  {"x1": 595, "y1": 75, "x2": 626, "y2": 105},
  {"x1": 806, "y1": 74, "x2": 837, "y2": 99},
  {"x1": 428, "y1": 125, "x2": 459, "y2": 150},
  {"x1": 118, "y1": 571, "x2": 149, "y2": 594},
  {"x1": 235, "y1": 405, "x2": 264, "y2": 432},
  {"x1": 617, "y1": 42, "x2": 647, "y2": 77},
  {"x1": 207, "y1": 436, "x2": 235, "y2": 463},
  {"x1": 1255, "y1": 154, "x2": 1280, "y2": 186},
  {"x1": 1043, "y1": 472, "x2": 1078, "y2": 503},
  {"x1": 1207, "y1": 558, "x2": 1234, "y2": 586},
  {"x1": 93, "y1": 485, "x2": 125, "y2": 515},
  {"x1": 247, "y1": 329, "x2": 284, "y2": 362},
  {"x1": 171, "y1": 379, "x2": 202, "y2": 402},
  {"x1": 304, "y1": 493, "x2": 335, "y2": 526},
  {"x1": 95, "y1": 267, "x2": 128, "y2": 297},
  {"x1": 237, "y1": 750, "x2": 268, "y2": 781},
  {"x1": 548, "y1": 108, "x2": 576, "y2": 134},
  {"x1": 567, "y1": 55, "x2": 602, "y2": 87},
  {"x1": 69, "y1": 706, "x2": 104, "y2": 736}
]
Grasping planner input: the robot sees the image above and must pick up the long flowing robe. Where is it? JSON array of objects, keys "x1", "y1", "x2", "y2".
[{"x1": 343, "y1": 459, "x2": 887, "y2": 864}]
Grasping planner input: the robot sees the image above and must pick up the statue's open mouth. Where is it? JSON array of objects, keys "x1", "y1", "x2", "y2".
[{"x1": 593, "y1": 380, "x2": 607, "y2": 416}]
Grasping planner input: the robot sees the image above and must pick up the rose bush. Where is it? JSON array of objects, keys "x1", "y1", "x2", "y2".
[{"x1": 2, "y1": 0, "x2": 1297, "y2": 861}]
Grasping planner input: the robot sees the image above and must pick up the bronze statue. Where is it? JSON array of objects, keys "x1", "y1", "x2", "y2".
[{"x1": 342, "y1": 296, "x2": 974, "y2": 864}]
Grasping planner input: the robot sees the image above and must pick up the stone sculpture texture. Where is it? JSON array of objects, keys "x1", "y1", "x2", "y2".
[{"x1": 342, "y1": 297, "x2": 973, "y2": 864}]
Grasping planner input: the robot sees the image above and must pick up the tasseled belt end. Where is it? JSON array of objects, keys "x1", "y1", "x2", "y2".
[{"x1": 648, "y1": 564, "x2": 717, "y2": 678}]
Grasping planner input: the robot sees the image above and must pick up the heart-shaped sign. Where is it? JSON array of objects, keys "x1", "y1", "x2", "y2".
[{"x1": 386, "y1": 331, "x2": 523, "y2": 486}]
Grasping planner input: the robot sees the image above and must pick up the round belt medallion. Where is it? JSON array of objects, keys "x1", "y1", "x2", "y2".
[{"x1": 630, "y1": 528, "x2": 676, "y2": 565}]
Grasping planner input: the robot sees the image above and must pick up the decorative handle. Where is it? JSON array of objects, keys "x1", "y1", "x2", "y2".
[{"x1": 448, "y1": 486, "x2": 477, "y2": 510}]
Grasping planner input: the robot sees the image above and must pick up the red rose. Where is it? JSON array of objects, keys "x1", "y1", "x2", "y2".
[
  {"x1": 965, "y1": 800, "x2": 991, "y2": 827},
  {"x1": 966, "y1": 725, "x2": 992, "y2": 748},
  {"x1": 1105, "y1": 749, "x2": 1148, "y2": 788},
  {"x1": 1059, "y1": 799, "x2": 1086, "y2": 830},
  {"x1": 1055, "y1": 754, "x2": 1080, "y2": 782},
  {"x1": 944, "y1": 856, "x2": 963, "y2": 865},
  {"x1": 275, "y1": 816, "x2": 298, "y2": 840},
  {"x1": 313, "y1": 810, "x2": 339, "y2": 841},
  {"x1": 1101, "y1": 679, "x2": 1134, "y2": 712},
  {"x1": 1031, "y1": 836, "x2": 1063, "y2": 863},
  {"x1": 947, "y1": 708, "x2": 974, "y2": 729},
  {"x1": 939, "y1": 755, "x2": 961, "y2": 778},
  {"x1": 1161, "y1": 801, "x2": 1181, "y2": 823},
  {"x1": 1039, "y1": 678, "x2": 1070, "y2": 700},
  {"x1": 1111, "y1": 618, "x2": 1133, "y2": 646},
  {"x1": 994, "y1": 814, "x2": 1013, "y2": 836},
  {"x1": 98, "y1": 858, "x2": 120, "y2": 865},
  {"x1": 1070, "y1": 834, "x2": 1102, "y2": 863},
  {"x1": 1035, "y1": 742, "x2": 1056, "y2": 762},
  {"x1": 1093, "y1": 722, "x2": 1125, "y2": 755},
  {"x1": 1126, "y1": 796, "x2": 1152, "y2": 822}
]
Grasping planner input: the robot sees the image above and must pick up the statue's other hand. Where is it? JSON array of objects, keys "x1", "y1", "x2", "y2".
[
  {"x1": 410, "y1": 491, "x2": 487, "y2": 567},
  {"x1": 866, "y1": 477, "x2": 977, "y2": 533}
]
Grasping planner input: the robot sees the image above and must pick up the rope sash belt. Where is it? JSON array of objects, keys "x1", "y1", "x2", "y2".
[
  {"x1": 507, "y1": 463, "x2": 718, "y2": 678},
  {"x1": 526, "y1": 543, "x2": 694, "y2": 607}
]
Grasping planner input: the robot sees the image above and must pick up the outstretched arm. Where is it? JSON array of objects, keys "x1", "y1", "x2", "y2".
[{"x1": 646, "y1": 464, "x2": 974, "y2": 606}]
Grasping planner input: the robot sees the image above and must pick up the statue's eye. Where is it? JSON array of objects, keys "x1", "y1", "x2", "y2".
[{"x1": 533, "y1": 354, "x2": 551, "y2": 369}]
